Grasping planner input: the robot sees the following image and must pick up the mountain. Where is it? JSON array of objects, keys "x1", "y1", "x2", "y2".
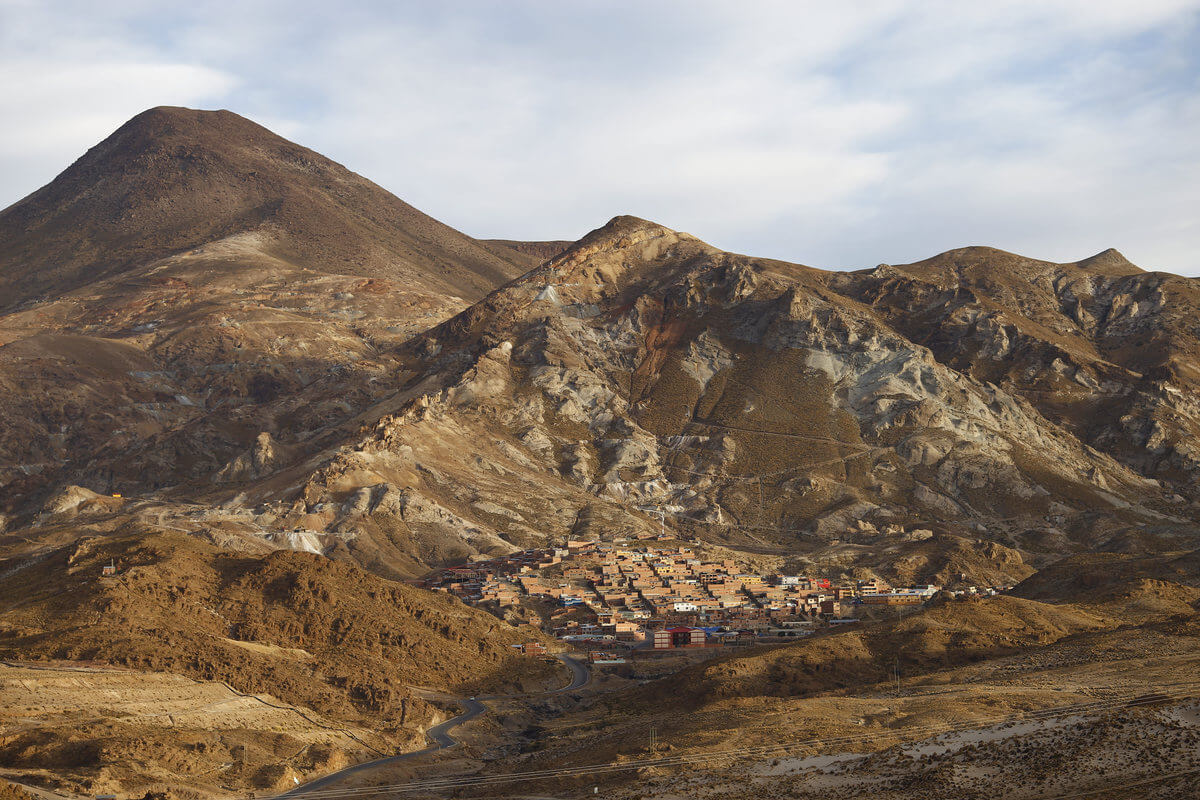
[
  {"x1": 4, "y1": 108, "x2": 1200, "y2": 800},
  {"x1": 0, "y1": 106, "x2": 533, "y2": 311},
  {"x1": 3, "y1": 112, "x2": 1199, "y2": 596},
  {"x1": 6, "y1": 196, "x2": 1200, "y2": 581},
  {"x1": 254, "y1": 215, "x2": 1198, "y2": 581},
  {"x1": 3, "y1": 136, "x2": 1199, "y2": 585},
  {"x1": 0, "y1": 107, "x2": 545, "y2": 521}
]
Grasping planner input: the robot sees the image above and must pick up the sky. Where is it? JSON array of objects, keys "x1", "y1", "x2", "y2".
[{"x1": 2, "y1": 0, "x2": 1199, "y2": 274}]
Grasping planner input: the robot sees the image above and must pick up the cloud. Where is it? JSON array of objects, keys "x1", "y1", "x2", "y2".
[
  {"x1": 0, "y1": 1, "x2": 237, "y2": 203},
  {"x1": 0, "y1": 59, "x2": 235, "y2": 210},
  {"x1": 1, "y1": 1, "x2": 1197, "y2": 274}
]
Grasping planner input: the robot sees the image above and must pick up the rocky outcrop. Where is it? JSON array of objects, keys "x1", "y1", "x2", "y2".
[
  {"x1": 307, "y1": 217, "x2": 1198, "y2": 573},
  {"x1": 214, "y1": 432, "x2": 289, "y2": 483},
  {"x1": 39, "y1": 485, "x2": 121, "y2": 518}
]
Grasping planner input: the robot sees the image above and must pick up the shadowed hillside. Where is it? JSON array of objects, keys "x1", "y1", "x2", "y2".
[
  {"x1": 0, "y1": 108, "x2": 539, "y2": 518},
  {"x1": 0, "y1": 530, "x2": 558, "y2": 793}
]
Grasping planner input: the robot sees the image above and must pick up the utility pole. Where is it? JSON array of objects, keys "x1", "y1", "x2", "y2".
[{"x1": 649, "y1": 725, "x2": 657, "y2": 752}]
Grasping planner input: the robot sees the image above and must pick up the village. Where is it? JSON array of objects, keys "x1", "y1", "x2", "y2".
[{"x1": 420, "y1": 535, "x2": 1001, "y2": 664}]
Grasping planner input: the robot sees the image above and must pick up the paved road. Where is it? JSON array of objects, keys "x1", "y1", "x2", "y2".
[
  {"x1": 280, "y1": 654, "x2": 588, "y2": 797},
  {"x1": 552, "y1": 655, "x2": 590, "y2": 693},
  {"x1": 425, "y1": 697, "x2": 487, "y2": 747}
]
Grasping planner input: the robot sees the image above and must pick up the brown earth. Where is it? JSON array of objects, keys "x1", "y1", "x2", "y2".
[
  {"x1": 445, "y1": 570, "x2": 1200, "y2": 799},
  {"x1": 256, "y1": 213, "x2": 1199, "y2": 581},
  {"x1": 481, "y1": 239, "x2": 574, "y2": 264},
  {"x1": 0, "y1": 530, "x2": 559, "y2": 795},
  {"x1": 0, "y1": 662, "x2": 371, "y2": 797},
  {"x1": 0, "y1": 782, "x2": 36, "y2": 800},
  {"x1": 4, "y1": 108, "x2": 1200, "y2": 800},
  {"x1": 0, "y1": 106, "x2": 532, "y2": 311},
  {"x1": 0, "y1": 106, "x2": 534, "y2": 525},
  {"x1": 4, "y1": 114, "x2": 1200, "y2": 588}
]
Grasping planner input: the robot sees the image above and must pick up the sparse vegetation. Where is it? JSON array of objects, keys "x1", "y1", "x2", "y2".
[{"x1": 1, "y1": 108, "x2": 1199, "y2": 800}]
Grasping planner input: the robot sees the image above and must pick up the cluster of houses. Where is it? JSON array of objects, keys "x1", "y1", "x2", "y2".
[{"x1": 424, "y1": 538, "x2": 962, "y2": 652}]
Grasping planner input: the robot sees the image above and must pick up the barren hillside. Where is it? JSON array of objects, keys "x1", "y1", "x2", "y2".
[
  {"x1": 0, "y1": 106, "x2": 532, "y2": 310},
  {"x1": 3, "y1": 107, "x2": 1200, "y2": 800},
  {"x1": 0, "y1": 107, "x2": 533, "y2": 517},
  {"x1": 0, "y1": 530, "x2": 558, "y2": 795},
  {"x1": 251, "y1": 215, "x2": 1200, "y2": 580}
]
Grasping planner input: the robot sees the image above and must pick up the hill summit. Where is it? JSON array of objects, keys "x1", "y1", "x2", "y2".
[{"x1": 0, "y1": 106, "x2": 533, "y2": 311}]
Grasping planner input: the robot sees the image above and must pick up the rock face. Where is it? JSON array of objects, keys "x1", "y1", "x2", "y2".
[
  {"x1": 2, "y1": 110, "x2": 1200, "y2": 585},
  {"x1": 214, "y1": 432, "x2": 289, "y2": 483},
  {"x1": 283, "y1": 217, "x2": 1189, "y2": 574},
  {"x1": 164, "y1": 215, "x2": 1194, "y2": 582}
]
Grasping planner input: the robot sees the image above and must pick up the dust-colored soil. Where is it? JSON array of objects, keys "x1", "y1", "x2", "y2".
[
  {"x1": 0, "y1": 662, "x2": 375, "y2": 797},
  {"x1": 4, "y1": 107, "x2": 1200, "y2": 800},
  {"x1": 0, "y1": 782, "x2": 36, "y2": 800},
  {"x1": 423, "y1": 568, "x2": 1200, "y2": 799},
  {"x1": 0, "y1": 531, "x2": 559, "y2": 796}
]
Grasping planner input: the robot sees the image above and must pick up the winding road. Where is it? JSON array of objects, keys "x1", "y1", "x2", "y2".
[
  {"x1": 280, "y1": 654, "x2": 588, "y2": 797},
  {"x1": 549, "y1": 654, "x2": 590, "y2": 694}
]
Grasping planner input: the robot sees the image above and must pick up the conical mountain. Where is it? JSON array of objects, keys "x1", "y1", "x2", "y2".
[
  {"x1": 0, "y1": 106, "x2": 532, "y2": 311},
  {"x1": 0, "y1": 107, "x2": 548, "y2": 514}
]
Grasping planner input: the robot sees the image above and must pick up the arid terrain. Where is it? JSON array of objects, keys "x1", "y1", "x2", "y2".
[{"x1": 1, "y1": 108, "x2": 1198, "y2": 799}]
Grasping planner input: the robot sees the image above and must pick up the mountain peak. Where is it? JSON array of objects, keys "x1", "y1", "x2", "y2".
[
  {"x1": 562, "y1": 215, "x2": 686, "y2": 255},
  {"x1": 585, "y1": 214, "x2": 673, "y2": 240},
  {"x1": 121, "y1": 105, "x2": 289, "y2": 139},
  {"x1": 0, "y1": 108, "x2": 528, "y2": 310},
  {"x1": 1074, "y1": 247, "x2": 1142, "y2": 276},
  {"x1": 77, "y1": 106, "x2": 285, "y2": 161},
  {"x1": 600, "y1": 214, "x2": 663, "y2": 232},
  {"x1": 68, "y1": 106, "x2": 323, "y2": 184},
  {"x1": 898, "y1": 245, "x2": 1147, "y2": 284},
  {"x1": 125, "y1": 105, "x2": 247, "y2": 129}
]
